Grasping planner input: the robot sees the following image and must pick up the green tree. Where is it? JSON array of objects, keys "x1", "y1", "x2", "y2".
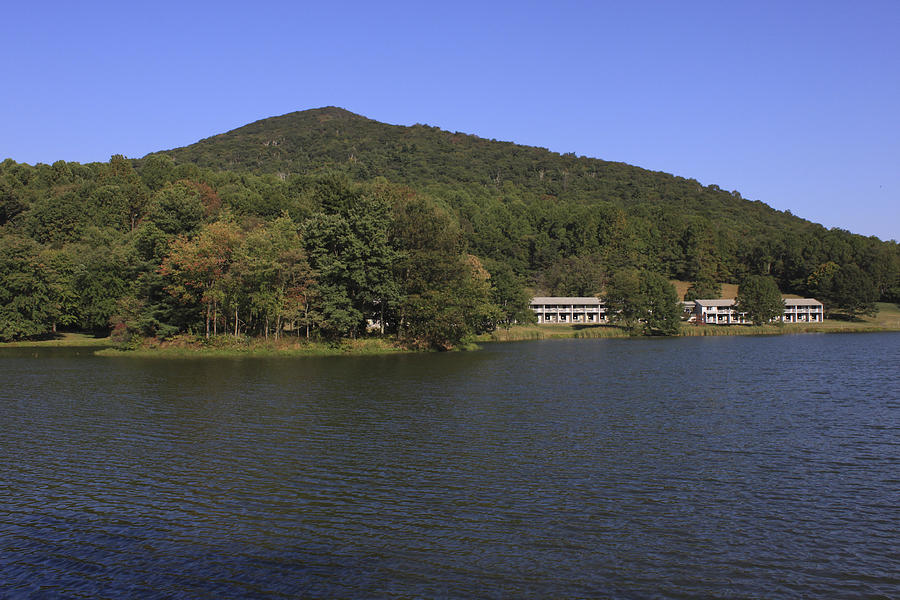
[
  {"x1": 391, "y1": 194, "x2": 498, "y2": 349},
  {"x1": 604, "y1": 268, "x2": 644, "y2": 332},
  {"x1": 397, "y1": 254, "x2": 499, "y2": 350},
  {"x1": 640, "y1": 272, "x2": 681, "y2": 335},
  {"x1": 806, "y1": 261, "x2": 840, "y2": 299},
  {"x1": 302, "y1": 184, "x2": 399, "y2": 337},
  {"x1": 0, "y1": 236, "x2": 55, "y2": 340},
  {"x1": 0, "y1": 180, "x2": 27, "y2": 227},
  {"x1": 159, "y1": 221, "x2": 243, "y2": 337},
  {"x1": 301, "y1": 213, "x2": 362, "y2": 337},
  {"x1": 538, "y1": 253, "x2": 605, "y2": 296},
  {"x1": 684, "y1": 276, "x2": 722, "y2": 301},
  {"x1": 139, "y1": 154, "x2": 176, "y2": 191},
  {"x1": 69, "y1": 231, "x2": 135, "y2": 331},
  {"x1": 485, "y1": 259, "x2": 535, "y2": 329},
  {"x1": 40, "y1": 246, "x2": 81, "y2": 332},
  {"x1": 735, "y1": 275, "x2": 783, "y2": 325},
  {"x1": 604, "y1": 269, "x2": 679, "y2": 335},
  {"x1": 808, "y1": 262, "x2": 878, "y2": 317},
  {"x1": 25, "y1": 187, "x2": 90, "y2": 244},
  {"x1": 233, "y1": 216, "x2": 316, "y2": 339},
  {"x1": 146, "y1": 181, "x2": 206, "y2": 235},
  {"x1": 829, "y1": 264, "x2": 878, "y2": 317}
]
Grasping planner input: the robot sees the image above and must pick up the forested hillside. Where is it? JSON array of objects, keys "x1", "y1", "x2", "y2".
[
  {"x1": 1, "y1": 107, "x2": 897, "y2": 344},
  {"x1": 154, "y1": 107, "x2": 899, "y2": 298}
]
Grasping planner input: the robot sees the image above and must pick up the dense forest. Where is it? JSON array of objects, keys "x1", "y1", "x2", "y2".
[{"x1": 1, "y1": 107, "x2": 897, "y2": 346}]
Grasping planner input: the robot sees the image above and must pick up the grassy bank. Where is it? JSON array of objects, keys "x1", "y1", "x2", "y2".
[
  {"x1": 477, "y1": 324, "x2": 631, "y2": 342},
  {"x1": 94, "y1": 335, "x2": 410, "y2": 358},
  {"x1": 0, "y1": 332, "x2": 111, "y2": 348},
  {"x1": 6, "y1": 303, "x2": 898, "y2": 354}
]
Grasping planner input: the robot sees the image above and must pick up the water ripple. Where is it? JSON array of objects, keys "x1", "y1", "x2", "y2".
[{"x1": 1, "y1": 333, "x2": 899, "y2": 598}]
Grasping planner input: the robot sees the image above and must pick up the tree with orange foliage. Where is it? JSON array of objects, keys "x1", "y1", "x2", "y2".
[{"x1": 159, "y1": 221, "x2": 243, "y2": 338}]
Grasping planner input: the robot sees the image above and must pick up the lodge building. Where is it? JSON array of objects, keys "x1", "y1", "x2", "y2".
[
  {"x1": 530, "y1": 297, "x2": 607, "y2": 324},
  {"x1": 691, "y1": 298, "x2": 824, "y2": 324},
  {"x1": 782, "y1": 298, "x2": 825, "y2": 323},
  {"x1": 692, "y1": 299, "x2": 751, "y2": 325},
  {"x1": 531, "y1": 296, "x2": 824, "y2": 325}
]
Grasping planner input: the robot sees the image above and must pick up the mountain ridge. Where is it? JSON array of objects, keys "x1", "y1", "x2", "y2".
[
  {"x1": 147, "y1": 106, "x2": 831, "y2": 251},
  {"x1": 138, "y1": 108, "x2": 898, "y2": 305},
  {"x1": 158, "y1": 108, "x2": 809, "y2": 205},
  {"x1": 153, "y1": 106, "x2": 726, "y2": 188},
  {"x1": 1, "y1": 108, "x2": 896, "y2": 344}
]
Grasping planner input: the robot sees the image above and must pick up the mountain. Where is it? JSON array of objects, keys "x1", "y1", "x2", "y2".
[
  {"x1": 154, "y1": 107, "x2": 790, "y2": 228},
  {"x1": 1, "y1": 108, "x2": 897, "y2": 343},
  {"x1": 148, "y1": 107, "x2": 898, "y2": 294}
]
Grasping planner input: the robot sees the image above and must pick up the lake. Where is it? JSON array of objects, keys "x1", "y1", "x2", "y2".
[{"x1": 1, "y1": 333, "x2": 898, "y2": 598}]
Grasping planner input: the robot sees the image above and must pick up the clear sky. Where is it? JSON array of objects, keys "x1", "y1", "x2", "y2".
[{"x1": 2, "y1": 0, "x2": 898, "y2": 241}]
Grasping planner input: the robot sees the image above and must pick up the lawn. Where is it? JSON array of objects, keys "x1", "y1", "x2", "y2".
[{"x1": 0, "y1": 332, "x2": 111, "y2": 348}]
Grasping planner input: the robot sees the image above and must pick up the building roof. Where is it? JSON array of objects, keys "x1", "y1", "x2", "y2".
[
  {"x1": 694, "y1": 297, "x2": 823, "y2": 308},
  {"x1": 783, "y1": 298, "x2": 823, "y2": 306},
  {"x1": 530, "y1": 296, "x2": 602, "y2": 305},
  {"x1": 693, "y1": 299, "x2": 736, "y2": 307}
]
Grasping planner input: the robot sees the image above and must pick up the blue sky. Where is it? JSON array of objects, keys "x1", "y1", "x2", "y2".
[{"x1": 2, "y1": 1, "x2": 898, "y2": 241}]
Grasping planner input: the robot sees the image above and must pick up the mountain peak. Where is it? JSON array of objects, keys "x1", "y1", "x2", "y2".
[{"x1": 238, "y1": 107, "x2": 370, "y2": 131}]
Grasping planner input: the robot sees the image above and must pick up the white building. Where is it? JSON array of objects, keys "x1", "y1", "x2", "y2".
[
  {"x1": 530, "y1": 297, "x2": 606, "y2": 324},
  {"x1": 782, "y1": 298, "x2": 824, "y2": 323},
  {"x1": 692, "y1": 299, "x2": 750, "y2": 325},
  {"x1": 692, "y1": 298, "x2": 823, "y2": 325}
]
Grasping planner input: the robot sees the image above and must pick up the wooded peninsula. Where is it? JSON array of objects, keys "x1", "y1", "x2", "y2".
[{"x1": 1, "y1": 107, "x2": 898, "y2": 351}]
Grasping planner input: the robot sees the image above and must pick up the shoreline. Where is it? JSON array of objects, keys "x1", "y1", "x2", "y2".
[
  {"x1": 3, "y1": 312, "x2": 898, "y2": 357},
  {"x1": 476, "y1": 322, "x2": 900, "y2": 343},
  {"x1": 93, "y1": 336, "x2": 412, "y2": 358}
]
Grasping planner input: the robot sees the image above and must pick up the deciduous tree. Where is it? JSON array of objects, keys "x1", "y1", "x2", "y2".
[
  {"x1": 735, "y1": 275, "x2": 783, "y2": 325},
  {"x1": 605, "y1": 269, "x2": 679, "y2": 335}
]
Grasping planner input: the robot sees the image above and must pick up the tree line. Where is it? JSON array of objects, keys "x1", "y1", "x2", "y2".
[
  {"x1": 0, "y1": 158, "x2": 532, "y2": 347},
  {"x1": 155, "y1": 108, "x2": 900, "y2": 310},
  {"x1": 2, "y1": 108, "x2": 898, "y2": 345}
]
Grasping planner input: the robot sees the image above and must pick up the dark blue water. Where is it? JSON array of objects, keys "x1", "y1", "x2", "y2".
[{"x1": 2, "y1": 333, "x2": 898, "y2": 598}]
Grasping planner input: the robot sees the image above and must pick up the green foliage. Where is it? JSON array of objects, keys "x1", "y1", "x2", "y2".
[
  {"x1": 538, "y1": 253, "x2": 605, "y2": 296},
  {"x1": 397, "y1": 256, "x2": 499, "y2": 350},
  {"x1": 25, "y1": 187, "x2": 89, "y2": 244},
  {"x1": 604, "y1": 269, "x2": 680, "y2": 335},
  {"x1": 684, "y1": 276, "x2": 722, "y2": 301},
  {"x1": 302, "y1": 185, "x2": 398, "y2": 338},
  {"x1": 139, "y1": 154, "x2": 176, "y2": 191},
  {"x1": 145, "y1": 107, "x2": 897, "y2": 298},
  {"x1": 735, "y1": 275, "x2": 784, "y2": 325},
  {"x1": 392, "y1": 194, "x2": 498, "y2": 348},
  {"x1": 640, "y1": 272, "x2": 681, "y2": 335},
  {"x1": 147, "y1": 181, "x2": 206, "y2": 235},
  {"x1": 72, "y1": 231, "x2": 137, "y2": 330},
  {"x1": 485, "y1": 259, "x2": 536, "y2": 329},
  {"x1": 0, "y1": 179, "x2": 27, "y2": 226},
  {"x1": 0, "y1": 108, "x2": 897, "y2": 343},
  {"x1": 0, "y1": 236, "x2": 55, "y2": 340},
  {"x1": 809, "y1": 263, "x2": 878, "y2": 317},
  {"x1": 604, "y1": 269, "x2": 643, "y2": 331}
]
